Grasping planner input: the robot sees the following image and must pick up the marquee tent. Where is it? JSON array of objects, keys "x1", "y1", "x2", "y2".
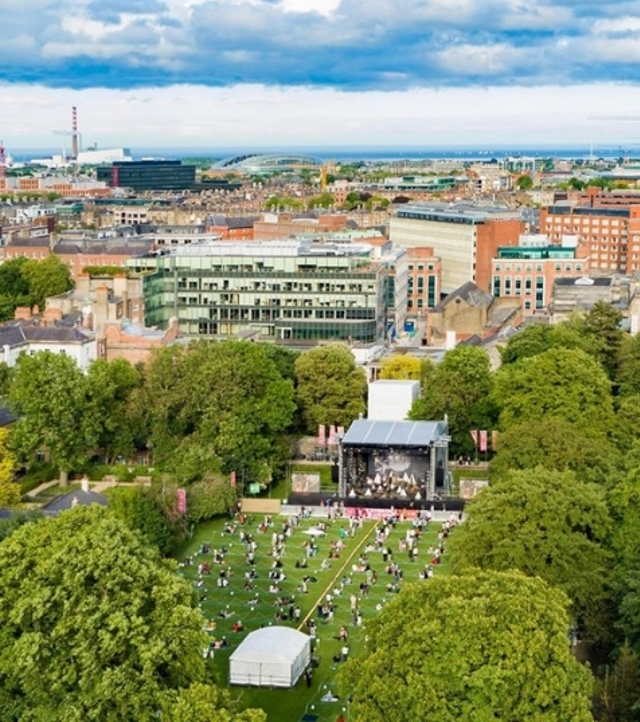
[{"x1": 229, "y1": 626, "x2": 311, "y2": 688}]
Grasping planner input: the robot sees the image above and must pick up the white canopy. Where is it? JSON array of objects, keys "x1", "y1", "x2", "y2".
[{"x1": 229, "y1": 626, "x2": 311, "y2": 688}]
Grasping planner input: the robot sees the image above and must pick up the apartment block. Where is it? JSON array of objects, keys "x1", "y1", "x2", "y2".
[
  {"x1": 390, "y1": 203, "x2": 523, "y2": 294},
  {"x1": 491, "y1": 245, "x2": 590, "y2": 314},
  {"x1": 395, "y1": 247, "x2": 441, "y2": 315},
  {"x1": 126, "y1": 240, "x2": 393, "y2": 343},
  {"x1": 540, "y1": 198, "x2": 640, "y2": 274}
]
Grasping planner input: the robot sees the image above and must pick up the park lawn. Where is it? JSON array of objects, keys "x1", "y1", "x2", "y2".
[{"x1": 177, "y1": 513, "x2": 449, "y2": 722}]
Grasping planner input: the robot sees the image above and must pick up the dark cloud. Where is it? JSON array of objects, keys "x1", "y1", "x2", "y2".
[{"x1": 1, "y1": 0, "x2": 640, "y2": 89}]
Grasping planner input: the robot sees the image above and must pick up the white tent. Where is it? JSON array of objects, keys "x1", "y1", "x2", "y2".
[{"x1": 229, "y1": 627, "x2": 311, "y2": 688}]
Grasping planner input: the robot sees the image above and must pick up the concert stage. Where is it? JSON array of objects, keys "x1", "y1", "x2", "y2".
[{"x1": 337, "y1": 419, "x2": 451, "y2": 501}]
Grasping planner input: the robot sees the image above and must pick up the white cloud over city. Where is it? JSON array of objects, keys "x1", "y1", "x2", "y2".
[{"x1": 2, "y1": 0, "x2": 640, "y2": 149}]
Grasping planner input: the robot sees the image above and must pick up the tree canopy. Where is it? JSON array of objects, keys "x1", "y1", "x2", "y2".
[
  {"x1": 294, "y1": 343, "x2": 367, "y2": 432},
  {"x1": 410, "y1": 347, "x2": 495, "y2": 456},
  {"x1": 339, "y1": 570, "x2": 594, "y2": 722},
  {"x1": 0, "y1": 506, "x2": 261, "y2": 721},
  {"x1": 493, "y1": 347, "x2": 614, "y2": 438},
  {"x1": 378, "y1": 355, "x2": 422, "y2": 380},
  {"x1": 449, "y1": 467, "x2": 612, "y2": 637},
  {"x1": 0, "y1": 428, "x2": 19, "y2": 508},
  {"x1": 8, "y1": 351, "x2": 95, "y2": 485}
]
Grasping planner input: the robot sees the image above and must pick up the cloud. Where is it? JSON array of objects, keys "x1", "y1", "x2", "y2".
[{"x1": 0, "y1": 0, "x2": 639, "y2": 90}]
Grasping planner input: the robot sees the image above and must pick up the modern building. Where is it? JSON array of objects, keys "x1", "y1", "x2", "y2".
[
  {"x1": 390, "y1": 203, "x2": 523, "y2": 294},
  {"x1": 491, "y1": 244, "x2": 590, "y2": 314},
  {"x1": 97, "y1": 160, "x2": 196, "y2": 191},
  {"x1": 211, "y1": 153, "x2": 323, "y2": 175},
  {"x1": 401, "y1": 247, "x2": 441, "y2": 315},
  {"x1": 540, "y1": 194, "x2": 640, "y2": 274},
  {"x1": 126, "y1": 240, "x2": 393, "y2": 343}
]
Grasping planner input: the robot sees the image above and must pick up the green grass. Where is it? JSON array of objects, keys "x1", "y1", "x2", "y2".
[
  {"x1": 177, "y1": 514, "x2": 450, "y2": 722},
  {"x1": 289, "y1": 464, "x2": 335, "y2": 490}
]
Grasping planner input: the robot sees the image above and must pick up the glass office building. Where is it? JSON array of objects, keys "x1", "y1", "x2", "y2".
[
  {"x1": 97, "y1": 160, "x2": 196, "y2": 191},
  {"x1": 127, "y1": 241, "x2": 391, "y2": 343}
]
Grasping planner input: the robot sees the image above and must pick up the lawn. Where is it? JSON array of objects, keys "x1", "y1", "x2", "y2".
[{"x1": 177, "y1": 512, "x2": 451, "y2": 722}]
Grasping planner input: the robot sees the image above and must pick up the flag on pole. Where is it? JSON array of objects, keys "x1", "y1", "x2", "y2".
[
  {"x1": 329, "y1": 425, "x2": 337, "y2": 446},
  {"x1": 491, "y1": 429, "x2": 499, "y2": 450},
  {"x1": 470, "y1": 430, "x2": 478, "y2": 448},
  {"x1": 318, "y1": 424, "x2": 326, "y2": 446},
  {"x1": 230, "y1": 471, "x2": 237, "y2": 488},
  {"x1": 479, "y1": 430, "x2": 488, "y2": 452}
]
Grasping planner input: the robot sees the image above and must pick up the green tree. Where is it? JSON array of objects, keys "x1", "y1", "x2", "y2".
[
  {"x1": 0, "y1": 257, "x2": 31, "y2": 321},
  {"x1": 143, "y1": 341, "x2": 295, "y2": 483},
  {"x1": 86, "y1": 358, "x2": 144, "y2": 463},
  {"x1": 21, "y1": 254, "x2": 73, "y2": 310},
  {"x1": 516, "y1": 174, "x2": 534, "y2": 190},
  {"x1": 186, "y1": 474, "x2": 237, "y2": 524},
  {"x1": 8, "y1": 351, "x2": 94, "y2": 485},
  {"x1": 410, "y1": 346, "x2": 495, "y2": 456},
  {"x1": 379, "y1": 355, "x2": 422, "y2": 380},
  {"x1": 107, "y1": 484, "x2": 177, "y2": 555},
  {"x1": 0, "y1": 506, "x2": 253, "y2": 721},
  {"x1": 0, "y1": 428, "x2": 19, "y2": 508},
  {"x1": 294, "y1": 343, "x2": 367, "y2": 432},
  {"x1": 449, "y1": 467, "x2": 611, "y2": 637},
  {"x1": 595, "y1": 642, "x2": 640, "y2": 722},
  {"x1": 493, "y1": 347, "x2": 614, "y2": 437},
  {"x1": 582, "y1": 301, "x2": 625, "y2": 380},
  {"x1": 163, "y1": 683, "x2": 266, "y2": 722},
  {"x1": 490, "y1": 418, "x2": 616, "y2": 484},
  {"x1": 499, "y1": 322, "x2": 585, "y2": 365},
  {"x1": 339, "y1": 571, "x2": 594, "y2": 722}
]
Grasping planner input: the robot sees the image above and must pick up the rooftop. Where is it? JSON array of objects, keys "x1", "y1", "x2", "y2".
[{"x1": 341, "y1": 419, "x2": 449, "y2": 448}]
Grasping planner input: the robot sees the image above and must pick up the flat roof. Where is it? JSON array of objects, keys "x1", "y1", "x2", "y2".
[{"x1": 341, "y1": 419, "x2": 448, "y2": 447}]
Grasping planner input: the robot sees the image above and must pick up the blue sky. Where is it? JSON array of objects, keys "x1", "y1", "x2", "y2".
[{"x1": 3, "y1": 0, "x2": 640, "y2": 149}]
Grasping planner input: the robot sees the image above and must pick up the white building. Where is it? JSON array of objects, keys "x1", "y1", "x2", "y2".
[{"x1": 0, "y1": 324, "x2": 96, "y2": 371}]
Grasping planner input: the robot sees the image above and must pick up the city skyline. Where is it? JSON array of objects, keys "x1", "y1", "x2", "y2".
[{"x1": 3, "y1": 0, "x2": 640, "y2": 150}]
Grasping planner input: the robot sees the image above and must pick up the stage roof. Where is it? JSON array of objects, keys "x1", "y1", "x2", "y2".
[{"x1": 341, "y1": 419, "x2": 448, "y2": 448}]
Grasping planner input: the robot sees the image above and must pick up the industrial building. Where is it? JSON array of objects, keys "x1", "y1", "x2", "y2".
[
  {"x1": 126, "y1": 240, "x2": 399, "y2": 343},
  {"x1": 390, "y1": 203, "x2": 524, "y2": 294}
]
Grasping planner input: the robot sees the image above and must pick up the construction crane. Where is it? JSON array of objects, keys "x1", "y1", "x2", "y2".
[
  {"x1": 52, "y1": 106, "x2": 80, "y2": 161},
  {"x1": 0, "y1": 140, "x2": 5, "y2": 179}
]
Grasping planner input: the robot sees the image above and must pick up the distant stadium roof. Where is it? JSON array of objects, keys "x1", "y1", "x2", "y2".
[
  {"x1": 213, "y1": 153, "x2": 323, "y2": 173},
  {"x1": 341, "y1": 419, "x2": 449, "y2": 447}
]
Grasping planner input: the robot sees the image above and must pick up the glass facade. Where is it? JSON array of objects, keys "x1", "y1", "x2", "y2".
[
  {"x1": 132, "y1": 245, "x2": 388, "y2": 343},
  {"x1": 97, "y1": 161, "x2": 196, "y2": 191}
]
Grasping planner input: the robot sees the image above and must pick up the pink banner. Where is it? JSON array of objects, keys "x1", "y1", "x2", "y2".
[
  {"x1": 344, "y1": 508, "x2": 418, "y2": 520},
  {"x1": 470, "y1": 430, "x2": 478, "y2": 448},
  {"x1": 176, "y1": 488, "x2": 187, "y2": 515},
  {"x1": 328, "y1": 425, "x2": 337, "y2": 446},
  {"x1": 230, "y1": 471, "x2": 236, "y2": 488},
  {"x1": 318, "y1": 424, "x2": 326, "y2": 446}
]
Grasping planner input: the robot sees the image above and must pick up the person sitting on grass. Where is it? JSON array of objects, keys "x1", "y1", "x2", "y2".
[
  {"x1": 295, "y1": 558, "x2": 308, "y2": 569},
  {"x1": 269, "y1": 583, "x2": 280, "y2": 593},
  {"x1": 232, "y1": 620, "x2": 244, "y2": 632}
]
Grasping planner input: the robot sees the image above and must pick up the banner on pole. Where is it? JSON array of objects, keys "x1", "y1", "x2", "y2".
[
  {"x1": 328, "y1": 425, "x2": 337, "y2": 446},
  {"x1": 176, "y1": 488, "x2": 187, "y2": 515},
  {"x1": 479, "y1": 430, "x2": 488, "y2": 452},
  {"x1": 230, "y1": 471, "x2": 237, "y2": 488},
  {"x1": 318, "y1": 424, "x2": 326, "y2": 446},
  {"x1": 470, "y1": 430, "x2": 478, "y2": 448}
]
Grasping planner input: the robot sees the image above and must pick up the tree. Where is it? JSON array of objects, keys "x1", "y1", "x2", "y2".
[
  {"x1": 107, "y1": 484, "x2": 177, "y2": 555},
  {"x1": 499, "y1": 322, "x2": 585, "y2": 365},
  {"x1": 0, "y1": 506, "x2": 261, "y2": 721},
  {"x1": 595, "y1": 642, "x2": 640, "y2": 722},
  {"x1": 163, "y1": 683, "x2": 266, "y2": 722},
  {"x1": 378, "y1": 355, "x2": 422, "y2": 380},
  {"x1": 21, "y1": 254, "x2": 73, "y2": 310},
  {"x1": 582, "y1": 301, "x2": 625, "y2": 380},
  {"x1": 143, "y1": 341, "x2": 295, "y2": 482},
  {"x1": 294, "y1": 343, "x2": 367, "y2": 432},
  {"x1": 8, "y1": 351, "x2": 94, "y2": 485},
  {"x1": 449, "y1": 467, "x2": 611, "y2": 637},
  {"x1": 410, "y1": 346, "x2": 496, "y2": 456},
  {"x1": 493, "y1": 347, "x2": 614, "y2": 438},
  {"x1": 516, "y1": 174, "x2": 534, "y2": 190},
  {"x1": 490, "y1": 418, "x2": 616, "y2": 484},
  {"x1": 0, "y1": 428, "x2": 19, "y2": 508},
  {"x1": 339, "y1": 571, "x2": 594, "y2": 722},
  {"x1": 186, "y1": 474, "x2": 237, "y2": 524},
  {"x1": 86, "y1": 358, "x2": 144, "y2": 463}
]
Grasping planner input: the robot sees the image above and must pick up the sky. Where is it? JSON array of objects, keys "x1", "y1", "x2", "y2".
[{"x1": 3, "y1": 0, "x2": 640, "y2": 152}]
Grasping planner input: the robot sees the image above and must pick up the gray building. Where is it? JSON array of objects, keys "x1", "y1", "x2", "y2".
[{"x1": 127, "y1": 240, "x2": 400, "y2": 343}]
